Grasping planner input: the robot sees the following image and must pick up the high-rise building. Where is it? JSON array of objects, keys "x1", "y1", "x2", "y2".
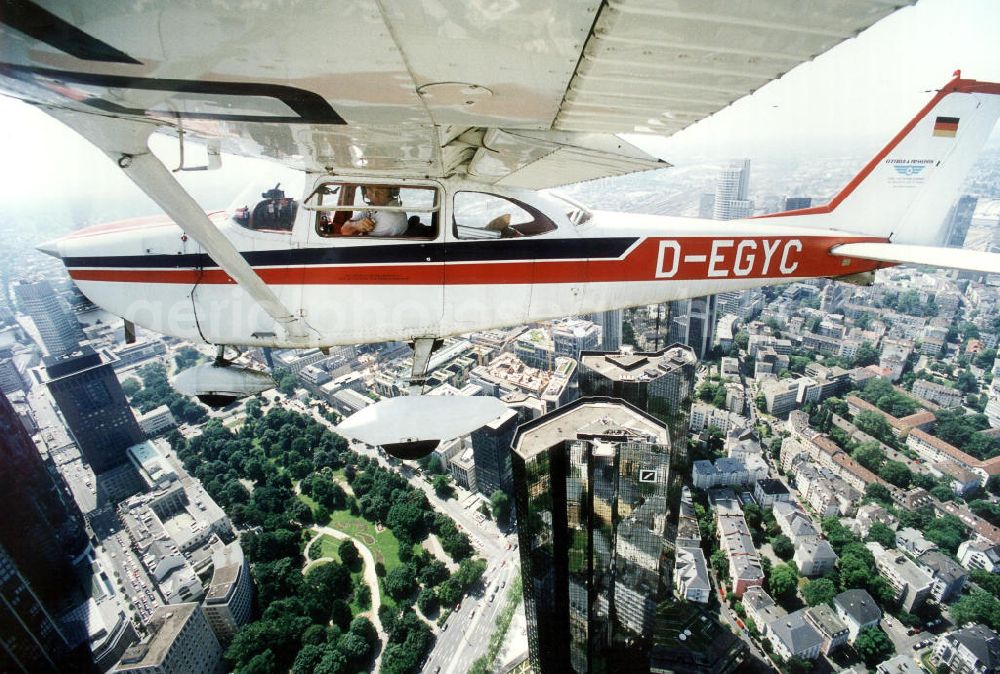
[
  {"x1": 579, "y1": 344, "x2": 696, "y2": 448},
  {"x1": 42, "y1": 347, "x2": 145, "y2": 477},
  {"x1": 713, "y1": 159, "x2": 752, "y2": 221},
  {"x1": 0, "y1": 390, "x2": 88, "y2": 610},
  {"x1": 698, "y1": 193, "x2": 716, "y2": 219},
  {"x1": 943, "y1": 195, "x2": 977, "y2": 248},
  {"x1": 715, "y1": 289, "x2": 763, "y2": 320},
  {"x1": 668, "y1": 296, "x2": 717, "y2": 359},
  {"x1": 552, "y1": 319, "x2": 601, "y2": 361},
  {"x1": 511, "y1": 397, "x2": 671, "y2": 673},
  {"x1": 0, "y1": 354, "x2": 25, "y2": 394},
  {"x1": 588, "y1": 310, "x2": 623, "y2": 351},
  {"x1": 0, "y1": 544, "x2": 76, "y2": 673},
  {"x1": 203, "y1": 543, "x2": 255, "y2": 645},
  {"x1": 471, "y1": 408, "x2": 519, "y2": 498},
  {"x1": 783, "y1": 197, "x2": 813, "y2": 211},
  {"x1": 13, "y1": 280, "x2": 85, "y2": 356},
  {"x1": 113, "y1": 603, "x2": 221, "y2": 674}
]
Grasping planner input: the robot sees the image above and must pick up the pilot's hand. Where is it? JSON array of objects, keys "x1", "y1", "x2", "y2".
[{"x1": 357, "y1": 217, "x2": 376, "y2": 233}]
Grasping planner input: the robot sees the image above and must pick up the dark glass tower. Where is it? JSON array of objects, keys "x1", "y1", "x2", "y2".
[
  {"x1": 42, "y1": 346, "x2": 144, "y2": 474},
  {"x1": 0, "y1": 390, "x2": 88, "y2": 607},
  {"x1": 471, "y1": 407, "x2": 518, "y2": 498},
  {"x1": 0, "y1": 390, "x2": 92, "y2": 672},
  {"x1": 667, "y1": 296, "x2": 717, "y2": 360},
  {"x1": 511, "y1": 397, "x2": 672, "y2": 674},
  {"x1": 0, "y1": 544, "x2": 72, "y2": 673}
]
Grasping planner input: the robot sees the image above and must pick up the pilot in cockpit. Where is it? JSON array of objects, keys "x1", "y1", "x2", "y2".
[{"x1": 341, "y1": 185, "x2": 407, "y2": 236}]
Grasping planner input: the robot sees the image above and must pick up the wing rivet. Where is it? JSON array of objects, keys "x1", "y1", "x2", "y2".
[{"x1": 118, "y1": 155, "x2": 133, "y2": 168}]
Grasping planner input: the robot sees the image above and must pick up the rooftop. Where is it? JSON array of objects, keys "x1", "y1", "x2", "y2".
[
  {"x1": 512, "y1": 397, "x2": 668, "y2": 460},
  {"x1": 769, "y1": 608, "x2": 823, "y2": 655},
  {"x1": 946, "y1": 624, "x2": 1000, "y2": 669},
  {"x1": 804, "y1": 604, "x2": 848, "y2": 637},
  {"x1": 834, "y1": 589, "x2": 881, "y2": 625},
  {"x1": 206, "y1": 543, "x2": 245, "y2": 603},
  {"x1": 116, "y1": 603, "x2": 198, "y2": 668},
  {"x1": 755, "y1": 478, "x2": 789, "y2": 496},
  {"x1": 580, "y1": 344, "x2": 696, "y2": 381},
  {"x1": 867, "y1": 542, "x2": 934, "y2": 589},
  {"x1": 916, "y1": 550, "x2": 967, "y2": 585}
]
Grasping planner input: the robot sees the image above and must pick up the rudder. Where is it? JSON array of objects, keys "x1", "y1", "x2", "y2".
[{"x1": 759, "y1": 75, "x2": 1000, "y2": 247}]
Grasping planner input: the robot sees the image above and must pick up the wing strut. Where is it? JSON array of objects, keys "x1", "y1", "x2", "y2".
[{"x1": 42, "y1": 108, "x2": 308, "y2": 342}]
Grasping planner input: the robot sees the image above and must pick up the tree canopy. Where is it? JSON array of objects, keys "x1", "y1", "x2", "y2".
[{"x1": 854, "y1": 626, "x2": 895, "y2": 666}]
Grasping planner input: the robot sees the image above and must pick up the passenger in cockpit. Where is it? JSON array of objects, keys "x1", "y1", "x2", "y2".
[{"x1": 341, "y1": 185, "x2": 407, "y2": 236}]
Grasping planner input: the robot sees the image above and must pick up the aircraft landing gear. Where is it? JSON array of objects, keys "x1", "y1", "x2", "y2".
[
  {"x1": 336, "y1": 336, "x2": 506, "y2": 461},
  {"x1": 407, "y1": 337, "x2": 443, "y2": 396}
]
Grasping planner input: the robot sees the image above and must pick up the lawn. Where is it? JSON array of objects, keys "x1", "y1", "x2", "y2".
[
  {"x1": 309, "y1": 534, "x2": 343, "y2": 562},
  {"x1": 298, "y1": 495, "x2": 404, "y2": 573}
]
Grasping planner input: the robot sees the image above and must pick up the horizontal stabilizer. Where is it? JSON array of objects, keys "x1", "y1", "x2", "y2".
[{"x1": 831, "y1": 242, "x2": 1000, "y2": 274}]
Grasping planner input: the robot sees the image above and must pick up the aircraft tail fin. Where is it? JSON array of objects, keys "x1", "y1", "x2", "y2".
[{"x1": 758, "y1": 75, "x2": 1000, "y2": 248}]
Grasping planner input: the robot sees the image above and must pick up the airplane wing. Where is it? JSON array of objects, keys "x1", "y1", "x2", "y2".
[{"x1": 0, "y1": 1, "x2": 913, "y2": 188}]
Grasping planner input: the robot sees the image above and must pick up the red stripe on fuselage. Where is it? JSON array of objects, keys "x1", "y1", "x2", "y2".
[{"x1": 66, "y1": 235, "x2": 886, "y2": 286}]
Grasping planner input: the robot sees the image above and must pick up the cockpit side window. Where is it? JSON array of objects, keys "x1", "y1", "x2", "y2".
[
  {"x1": 313, "y1": 183, "x2": 439, "y2": 239},
  {"x1": 231, "y1": 183, "x2": 297, "y2": 233},
  {"x1": 453, "y1": 192, "x2": 557, "y2": 240}
]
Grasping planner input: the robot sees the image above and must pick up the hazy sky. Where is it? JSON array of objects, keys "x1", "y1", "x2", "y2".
[{"x1": 0, "y1": 0, "x2": 997, "y2": 210}]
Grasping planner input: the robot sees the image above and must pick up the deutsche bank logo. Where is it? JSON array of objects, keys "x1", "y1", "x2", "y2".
[{"x1": 639, "y1": 469, "x2": 658, "y2": 483}]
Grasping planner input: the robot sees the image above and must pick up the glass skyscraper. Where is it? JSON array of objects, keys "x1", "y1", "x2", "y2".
[
  {"x1": 511, "y1": 397, "x2": 672, "y2": 673},
  {"x1": 579, "y1": 344, "x2": 696, "y2": 450},
  {"x1": 42, "y1": 346, "x2": 144, "y2": 475}
]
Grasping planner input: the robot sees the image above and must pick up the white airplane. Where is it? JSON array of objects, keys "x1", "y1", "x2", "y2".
[{"x1": 2, "y1": 1, "x2": 998, "y2": 457}]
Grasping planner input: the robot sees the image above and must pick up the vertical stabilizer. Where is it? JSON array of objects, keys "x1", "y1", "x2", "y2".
[{"x1": 760, "y1": 76, "x2": 1000, "y2": 247}]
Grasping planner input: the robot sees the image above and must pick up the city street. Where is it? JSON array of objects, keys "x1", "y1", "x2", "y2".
[
  {"x1": 423, "y1": 547, "x2": 521, "y2": 674},
  {"x1": 98, "y1": 528, "x2": 162, "y2": 624}
]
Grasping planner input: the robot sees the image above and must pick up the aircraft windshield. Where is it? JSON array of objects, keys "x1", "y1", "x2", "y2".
[{"x1": 228, "y1": 179, "x2": 304, "y2": 233}]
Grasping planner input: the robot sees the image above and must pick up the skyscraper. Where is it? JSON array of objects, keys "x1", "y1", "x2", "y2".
[
  {"x1": 511, "y1": 397, "x2": 671, "y2": 673},
  {"x1": 712, "y1": 159, "x2": 752, "y2": 221},
  {"x1": 13, "y1": 279, "x2": 85, "y2": 356},
  {"x1": 0, "y1": 390, "x2": 88, "y2": 608},
  {"x1": 42, "y1": 347, "x2": 144, "y2": 476},
  {"x1": 579, "y1": 344, "x2": 696, "y2": 448},
  {"x1": 667, "y1": 295, "x2": 717, "y2": 359},
  {"x1": 783, "y1": 196, "x2": 813, "y2": 211},
  {"x1": 471, "y1": 407, "x2": 519, "y2": 498},
  {"x1": 943, "y1": 195, "x2": 977, "y2": 248},
  {"x1": 0, "y1": 390, "x2": 92, "y2": 673},
  {"x1": 0, "y1": 544, "x2": 74, "y2": 673},
  {"x1": 589, "y1": 310, "x2": 623, "y2": 351}
]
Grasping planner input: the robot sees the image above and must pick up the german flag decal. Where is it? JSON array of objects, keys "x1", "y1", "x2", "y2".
[{"x1": 933, "y1": 116, "x2": 959, "y2": 137}]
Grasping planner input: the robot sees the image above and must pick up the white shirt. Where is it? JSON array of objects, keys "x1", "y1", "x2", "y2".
[{"x1": 351, "y1": 208, "x2": 407, "y2": 236}]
